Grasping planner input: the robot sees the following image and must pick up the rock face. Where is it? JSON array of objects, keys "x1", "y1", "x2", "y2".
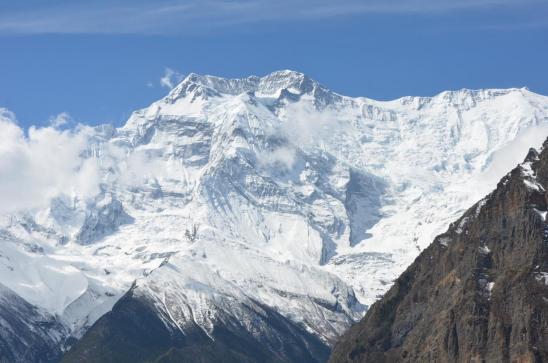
[
  {"x1": 329, "y1": 143, "x2": 548, "y2": 362},
  {"x1": 75, "y1": 194, "x2": 133, "y2": 245}
]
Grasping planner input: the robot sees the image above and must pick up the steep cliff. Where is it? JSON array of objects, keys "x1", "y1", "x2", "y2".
[{"x1": 330, "y1": 143, "x2": 548, "y2": 362}]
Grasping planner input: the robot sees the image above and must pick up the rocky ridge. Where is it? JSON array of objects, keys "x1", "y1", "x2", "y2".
[{"x1": 329, "y1": 142, "x2": 548, "y2": 362}]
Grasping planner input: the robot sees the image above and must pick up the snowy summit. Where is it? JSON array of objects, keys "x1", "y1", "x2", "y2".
[{"x1": 1, "y1": 70, "x2": 548, "y2": 361}]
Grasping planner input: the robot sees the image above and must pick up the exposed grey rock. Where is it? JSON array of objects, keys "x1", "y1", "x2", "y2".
[
  {"x1": 76, "y1": 194, "x2": 133, "y2": 244},
  {"x1": 329, "y1": 141, "x2": 548, "y2": 362}
]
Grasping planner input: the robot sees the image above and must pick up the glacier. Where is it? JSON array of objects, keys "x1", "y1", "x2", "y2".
[{"x1": 1, "y1": 70, "x2": 548, "y2": 354}]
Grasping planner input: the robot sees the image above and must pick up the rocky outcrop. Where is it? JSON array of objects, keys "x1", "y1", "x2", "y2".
[
  {"x1": 330, "y1": 143, "x2": 548, "y2": 362},
  {"x1": 75, "y1": 194, "x2": 133, "y2": 244}
]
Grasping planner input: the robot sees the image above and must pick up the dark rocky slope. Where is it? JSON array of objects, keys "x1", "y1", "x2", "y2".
[
  {"x1": 0, "y1": 284, "x2": 65, "y2": 363},
  {"x1": 61, "y1": 285, "x2": 329, "y2": 363},
  {"x1": 330, "y1": 143, "x2": 548, "y2": 363}
]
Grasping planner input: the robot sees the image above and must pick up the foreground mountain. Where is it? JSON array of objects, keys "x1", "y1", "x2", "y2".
[
  {"x1": 0, "y1": 71, "x2": 548, "y2": 361},
  {"x1": 329, "y1": 144, "x2": 548, "y2": 362},
  {"x1": 61, "y1": 279, "x2": 330, "y2": 363}
]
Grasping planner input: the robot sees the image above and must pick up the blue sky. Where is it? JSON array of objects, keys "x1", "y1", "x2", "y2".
[{"x1": 0, "y1": 0, "x2": 547, "y2": 128}]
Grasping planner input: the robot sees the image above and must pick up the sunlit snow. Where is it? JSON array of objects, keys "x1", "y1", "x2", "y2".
[{"x1": 1, "y1": 70, "x2": 548, "y2": 341}]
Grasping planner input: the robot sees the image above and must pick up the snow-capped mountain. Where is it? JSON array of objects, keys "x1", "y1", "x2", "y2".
[{"x1": 1, "y1": 70, "x2": 548, "y2": 361}]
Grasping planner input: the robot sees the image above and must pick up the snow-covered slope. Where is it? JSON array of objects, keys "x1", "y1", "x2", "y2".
[{"x1": 1, "y1": 71, "x2": 548, "y2": 357}]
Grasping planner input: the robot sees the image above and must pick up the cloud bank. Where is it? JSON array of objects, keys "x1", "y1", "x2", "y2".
[
  {"x1": 0, "y1": 109, "x2": 100, "y2": 214},
  {"x1": 0, "y1": 108, "x2": 190, "y2": 215}
]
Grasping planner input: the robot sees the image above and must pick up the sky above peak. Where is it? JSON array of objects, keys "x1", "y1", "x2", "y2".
[{"x1": 0, "y1": 0, "x2": 547, "y2": 128}]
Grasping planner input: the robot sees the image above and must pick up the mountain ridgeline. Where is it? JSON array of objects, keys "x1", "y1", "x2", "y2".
[
  {"x1": 60, "y1": 285, "x2": 329, "y2": 363},
  {"x1": 329, "y1": 143, "x2": 548, "y2": 362},
  {"x1": 1, "y1": 71, "x2": 548, "y2": 362}
]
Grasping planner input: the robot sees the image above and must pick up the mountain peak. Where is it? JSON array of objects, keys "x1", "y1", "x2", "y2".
[
  {"x1": 258, "y1": 69, "x2": 314, "y2": 93},
  {"x1": 168, "y1": 70, "x2": 325, "y2": 100}
]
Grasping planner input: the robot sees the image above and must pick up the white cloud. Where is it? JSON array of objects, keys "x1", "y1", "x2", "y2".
[
  {"x1": 160, "y1": 68, "x2": 184, "y2": 89},
  {"x1": 280, "y1": 102, "x2": 347, "y2": 153},
  {"x1": 0, "y1": 107, "x2": 195, "y2": 215},
  {"x1": 49, "y1": 112, "x2": 72, "y2": 128},
  {"x1": 0, "y1": 109, "x2": 101, "y2": 214},
  {"x1": 255, "y1": 101, "x2": 351, "y2": 170},
  {"x1": 0, "y1": 0, "x2": 541, "y2": 35},
  {"x1": 257, "y1": 146, "x2": 297, "y2": 170}
]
